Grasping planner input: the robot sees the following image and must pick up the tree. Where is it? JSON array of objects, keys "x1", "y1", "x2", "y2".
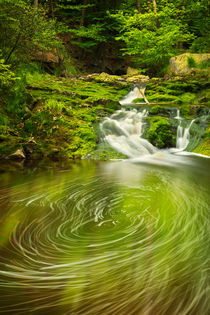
[
  {"x1": 136, "y1": 0, "x2": 141, "y2": 14},
  {"x1": 0, "y1": 0, "x2": 65, "y2": 64},
  {"x1": 113, "y1": 5, "x2": 193, "y2": 75}
]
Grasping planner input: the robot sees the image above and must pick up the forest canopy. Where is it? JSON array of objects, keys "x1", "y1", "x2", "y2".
[{"x1": 0, "y1": 0, "x2": 209, "y2": 77}]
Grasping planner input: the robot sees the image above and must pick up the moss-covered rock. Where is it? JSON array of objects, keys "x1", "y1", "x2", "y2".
[
  {"x1": 169, "y1": 53, "x2": 210, "y2": 76},
  {"x1": 126, "y1": 67, "x2": 140, "y2": 76},
  {"x1": 146, "y1": 117, "x2": 176, "y2": 148},
  {"x1": 193, "y1": 126, "x2": 210, "y2": 156},
  {"x1": 126, "y1": 75, "x2": 149, "y2": 83}
]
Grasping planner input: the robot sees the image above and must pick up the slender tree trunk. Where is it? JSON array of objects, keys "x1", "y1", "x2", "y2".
[
  {"x1": 152, "y1": 0, "x2": 159, "y2": 27},
  {"x1": 136, "y1": 0, "x2": 141, "y2": 14},
  {"x1": 152, "y1": 0, "x2": 157, "y2": 15},
  {"x1": 5, "y1": 33, "x2": 21, "y2": 63},
  {"x1": 80, "y1": 0, "x2": 87, "y2": 26},
  {"x1": 34, "y1": 0, "x2": 38, "y2": 7},
  {"x1": 50, "y1": 0, "x2": 54, "y2": 18}
]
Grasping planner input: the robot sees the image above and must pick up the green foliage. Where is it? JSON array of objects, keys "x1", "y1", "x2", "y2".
[
  {"x1": 112, "y1": 7, "x2": 193, "y2": 75},
  {"x1": 0, "y1": 53, "x2": 16, "y2": 88},
  {"x1": 45, "y1": 99, "x2": 65, "y2": 112},
  {"x1": 187, "y1": 57, "x2": 197, "y2": 68},
  {"x1": 71, "y1": 24, "x2": 107, "y2": 46},
  {"x1": 198, "y1": 60, "x2": 210, "y2": 69},
  {"x1": 0, "y1": 0, "x2": 65, "y2": 64}
]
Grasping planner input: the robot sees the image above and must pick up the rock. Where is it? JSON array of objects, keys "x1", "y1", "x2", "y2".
[
  {"x1": 24, "y1": 137, "x2": 37, "y2": 155},
  {"x1": 126, "y1": 67, "x2": 139, "y2": 76},
  {"x1": 126, "y1": 75, "x2": 149, "y2": 83},
  {"x1": 169, "y1": 53, "x2": 210, "y2": 75},
  {"x1": 84, "y1": 72, "x2": 128, "y2": 86},
  {"x1": 9, "y1": 149, "x2": 25, "y2": 160}
]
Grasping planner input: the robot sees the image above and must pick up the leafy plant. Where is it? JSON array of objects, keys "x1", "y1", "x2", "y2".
[
  {"x1": 0, "y1": 53, "x2": 16, "y2": 88},
  {"x1": 45, "y1": 99, "x2": 65, "y2": 112},
  {"x1": 187, "y1": 57, "x2": 197, "y2": 68}
]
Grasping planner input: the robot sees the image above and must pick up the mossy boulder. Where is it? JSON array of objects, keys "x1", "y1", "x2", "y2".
[
  {"x1": 126, "y1": 67, "x2": 140, "y2": 76},
  {"x1": 126, "y1": 75, "x2": 149, "y2": 84},
  {"x1": 149, "y1": 105, "x2": 172, "y2": 116},
  {"x1": 146, "y1": 117, "x2": 176, "y2": 148},
  {"x1": 193, "y1": 126, "x2": 210, "y2": 156},
  {"x1": 85, "y1": 72, "x2": 127, "y2": 86},
  {"x1": 169, "y1": 53, "x2": 210, "y2": 76}
]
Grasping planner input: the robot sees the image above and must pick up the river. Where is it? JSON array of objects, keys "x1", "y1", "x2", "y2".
[{"x1": 0, "y1": 88, "x2": 210, "y2": 314}]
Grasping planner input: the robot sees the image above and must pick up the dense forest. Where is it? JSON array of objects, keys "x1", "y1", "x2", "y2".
[
  {"x1": 0, "y1": 0, "x2": 209, "y2": 159},
  {"x1": 0, "y1": 0, "x2": 209, "y2": 74}
]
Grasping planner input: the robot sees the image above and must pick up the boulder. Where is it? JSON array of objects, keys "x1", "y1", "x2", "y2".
[
  {"x1": 126, "y1": 67, "x2": 139, "y2": 76},
  {"x1": 126, "y1": 75, "x2": 149, "y2": 84},
  {"x1": 169, "y1": 53, "x2": 210, "y2": 75}
]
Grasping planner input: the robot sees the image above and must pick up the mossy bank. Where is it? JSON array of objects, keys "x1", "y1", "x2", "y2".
[{"x1": 0, "y1": 70, "x2": 209, "y2": 160}]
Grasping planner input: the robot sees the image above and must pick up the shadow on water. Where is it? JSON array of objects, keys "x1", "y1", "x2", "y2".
[{"x1": 0, "y1": 156, "x2": 209, "y2": 314}]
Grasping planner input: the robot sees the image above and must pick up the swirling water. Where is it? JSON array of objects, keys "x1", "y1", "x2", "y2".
[{"x1": 0, "y1": 157, "x2": 209, "y2": 315}]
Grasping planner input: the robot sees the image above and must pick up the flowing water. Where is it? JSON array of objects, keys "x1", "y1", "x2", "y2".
[{"x1": 0, "y1": 88, "x2": 210, "y2": 315}]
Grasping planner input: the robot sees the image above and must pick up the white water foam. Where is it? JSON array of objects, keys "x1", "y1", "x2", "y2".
[
  {"x1": 120, "y1": 86, "x2": 149, "y2": 105},
  {"x1": 100, "y1": 109, "x2": 157, "y2": 158},
  {"x1": 101, "y1": 94, "x2": 200, "y2": 163}
]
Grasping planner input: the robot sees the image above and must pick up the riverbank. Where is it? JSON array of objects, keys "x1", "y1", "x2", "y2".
[{"x1": 0, "y1": 71, "x2": 209, "y2": 160}]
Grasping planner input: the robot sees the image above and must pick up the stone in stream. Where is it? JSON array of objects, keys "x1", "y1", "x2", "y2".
[{"x1": 9, "y1": 149, "x2": 25, "y2": 160}]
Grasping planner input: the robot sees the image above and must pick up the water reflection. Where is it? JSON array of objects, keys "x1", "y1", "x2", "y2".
[{"x1": 0, "y1": 159, "x2": 209, "y2": 314}]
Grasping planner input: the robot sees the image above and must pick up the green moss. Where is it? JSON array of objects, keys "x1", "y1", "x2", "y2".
[
  {"x1": 193, "y1": 126, "x2": 210, "y2": 156},
  {"x1": 149, "y1": 105, "x2": 171, "y2": 116},
  {"x1": 147, "y1": 93, "x2": 179, "y2": 103},
  {"x1": 0, "y1": 134, "x2": 24, "y2": 158},
  {"x1": 1, "y1": 71, "x2": 209, "y2": 160},
  {"x1": 147, "y1": 117, "x2": 176, "y2": 148},
  {"x1": 178, "y1": 92, "x2": 196, "y2": 104},
  {"x1": 193, "y1": 138, "x2": 210, "y2": 156},
  {"x1": 90, "y1": 143, "x2": 127, "y2": 160}
]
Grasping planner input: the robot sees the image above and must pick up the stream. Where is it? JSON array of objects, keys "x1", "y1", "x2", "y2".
[{"x1": 0, "y1": 88, "x2": 209, "y2": 315}]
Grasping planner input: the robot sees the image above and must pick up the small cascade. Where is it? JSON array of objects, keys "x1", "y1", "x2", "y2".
[
  {"x1": 120, "y1": 83, "x2": 149, "y2": 105},
  {"x1": 100, "y1": 109, "x2": 157, "y2": 158},
  {"x1": 175, "y1": 109, "x2": 181, "y2": 119},
  {"x1": 100, "y1": 90, "x2": 206, "y2": 161},
  {"x1": 175, "y1": 110, "x2": 195, "y2": 151}
]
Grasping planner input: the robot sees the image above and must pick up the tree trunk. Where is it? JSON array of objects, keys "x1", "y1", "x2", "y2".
[
  {"x1": 136, "y1": 0, "x2": 141, "y2": 14},
  {"x1": 5, "y1": 33, "x2": 21, "y2": 63},
  {"x1": 152, "y1": 0, "x2": 160, "y2": 27},
  {"x1": 80, "y1": 0, "x2": 88, "y2": 26},
  {"x1": 152, "y1": 0, "x2": 157, "y2": 15},
  {"x1": 34, "y1": 0, "x2": 38, "y2": 6},
  {"x1": 50, "y1": 0, "x2": 54, "y2": 18}
]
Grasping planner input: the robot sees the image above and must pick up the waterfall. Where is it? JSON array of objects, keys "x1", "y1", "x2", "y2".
[
  {"x1": 100, "y1": 109, "x2": 157, "y2": 158},
  {"x1": 175, "y1": 110, "x2": 195, "y2": 151},
  {"x1": 120, "y1": 83, "x2": 149, "y2": 105},
  {"x1": 101, "y1": 91, "x2": 197, "y2": 160}
]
